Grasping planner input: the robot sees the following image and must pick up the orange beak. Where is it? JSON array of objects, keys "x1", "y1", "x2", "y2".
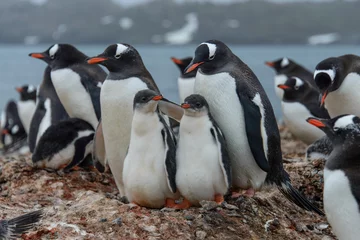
[
  {"x1": 29, "y1": 53, "x2": 44, "y2": 59},
  {"x1": 171, "y1": 57, "x2": 183, "y2": 65},
  {"x1": 181, "y1": 103, "x2": 191, "y2": 109},
  {"x1": 320, "y1": 91, "x2": 328, "y2": 107},
  {"x1": 265, "y1": 61, "x2": 275, "y2": 67},
  {"x1": 306, "y1": 118, "x2": 326, "y2": 128},
  {"x1": 2, "y1": 129, "x2": 9, "y2": 135},
  {"x1": 185, "y1": 62, "x2": 204, "y2": 74},
  {"x1": 277, "y1": 84, "x2": 290, "y2": 90},
  {"x1": 87, "y1": 57, "x2": 107, "y2": 64},
  {"x1": 152, "y1": 95, "x2": 163, "y2": 101},
  {"x1": 16, "y1": 87, "x2": 23, "y2": 93}
]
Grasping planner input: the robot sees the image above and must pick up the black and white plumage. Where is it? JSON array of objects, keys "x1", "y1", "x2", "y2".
[
  {"x1": 122, "y1": 90, "x2": 178, "y2": 208},
  {"x1": 15, "y1": 84, "x2": 37, "y2": 135},
  {"x1": 307, "y1": 114, "x2": 360, "y2": 239},
  {"x1": 306, "y1": 135, "x2": 333, "y2": 161},
  {"x1": 32, "y1": 118, "x2": 94, "y2": 171},
  {"x1": 185, "y1": 40, "x2": 323, "y2": 215},
  {"x1": 278, "y1": 77, "x2": 329, "y2": 144},
  {"x1": 0, "y1": 209, "x2": 43, "y2": 240},
  {"x1": 265, "y1": 57, "x2": 315, "y2": 99},
  {"x1": 314, "y1": 54, "x2": 360, "y2": 118},
  {"x1": 171, "y1": 57, "x2": 196, "y2": 103},
  {"x1": 176, "y1": 94, "x2": 231, "y2": 206}
]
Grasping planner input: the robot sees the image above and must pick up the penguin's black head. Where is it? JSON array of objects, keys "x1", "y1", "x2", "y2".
[
  {"x1": 277, "y1": 77, "x2": 308, "y2": 101},
  {"x1": 133, "y1": 89, "x2": 163, "y2": 113},
  {"x1": 184, "y1": 40, "x2": 231, "y2": 74},
  {"x1": 171, "y1": 57, "x2": 196, "y2": 78},
  {"x1": 16, "y1": 84, "x2": 37, "y2": 102},
  {"x1": 87, "y1": 43, "x2": 141, "y2": 73},
  {"x1": 29, "y1": 44, "x2": 87, "y2": 68},
  {"x1": 265, "y1": 57, "x2": 294, "y2": 73},
  {"x1": 181, "y1": 94, "x2": 210, "y2": 117}
]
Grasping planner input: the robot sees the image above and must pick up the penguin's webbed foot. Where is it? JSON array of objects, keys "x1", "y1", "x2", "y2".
[
  {"x1": 168, "y1": 198, "x2": 192, "y2": 209},
  {"x1": 214, "y1": 194, "x2": 224, "y2": 205}
]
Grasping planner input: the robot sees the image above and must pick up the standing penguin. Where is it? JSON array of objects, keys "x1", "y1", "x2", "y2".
[
  {"x1": 307, "y1": 114, "x2": 360, "y2": 239},
  {"x1": 30, "y1": 44, "x2": 106, "y2": 130},
  {"x1": 122, "y1": 90, "x2": 178, "y2": 208},
  {"x1": 314, "y1": 54, "x2": 360, "y2": 118},
  {"x1": 185, "y1": 40, "x2": 323, "y2": 215},
  {"x1": 278, "y1": 77, "x2": 329, "y2": 144},
  {"x1": 175, "y1": 94, "x2": 231, "y2": 208},
  {"x1": 265, "y1": 57, "x2": 315, "y2": 99},
  {"x1": 15, "y1": 84, "x2": 37, "y2": 135},
  {"x1": 171, "y1": 57, "x2": 196, "y2": 103}
]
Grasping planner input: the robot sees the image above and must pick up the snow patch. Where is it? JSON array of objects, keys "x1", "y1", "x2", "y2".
[{"x1": 164, "y1": 13, "x2": 199, "y2": 45}]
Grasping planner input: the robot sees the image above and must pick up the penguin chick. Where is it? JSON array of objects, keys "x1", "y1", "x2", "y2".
[
  {"x1": 175, "y1": 94, "x2": 231, "y2": 208},
  {"x1": 122, "y1": 89, "x2": 179, "y2": 208}
]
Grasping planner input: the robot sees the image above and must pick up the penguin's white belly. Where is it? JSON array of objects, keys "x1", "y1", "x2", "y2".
[
  {"x1": 324, "y1": 168, "x2": 360, "y2": 240},
  {"x1": 176, "y1": 116, "x2": 227, "y2": 205},
  {"x1": 178, "y1": 77, "x2": 195, "y2": 103},
  {"x1": 282, "y1": 102, "x2": 325, "y2": 144},
  {"x1": 100, "y1": 78, "x2": 148, "y2": 196},
  {"x1": 17, "y1": 100, "x2": 36, "y2": 134},
  {"x1": 325, "y1": 73, "x2": 360, "y2": 118},
  {"x1": 274, "y1": 74, "x2": 287, "y2": 99},
  {"x1": 36, "y1": 98, "x2": 52, "y2": 145},
  {"x1": 123, "y1": 114, "x2": 174, "y2": 208},
  {"x1": 51, "y1": 69, "x2": 98, "y2": 129},
  {"x1": 195, "y1": 71, "x2": 267, "y2": 190}
]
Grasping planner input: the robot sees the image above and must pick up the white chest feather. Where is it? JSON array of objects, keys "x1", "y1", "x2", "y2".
[
  {"x1": 326, "y1": 73, "x2": 360, "y2": 118},
  {"x1": 324, "y1": 168, "x2": 360, "y2": 240},
  {"x1": 176, "y1": 114, "x2": 227, "y2": 205},
  {"x1": 17, "y1": 100, "x2": 36, "y2": 134},
  {"x1": 274, "y1": 74, "x2": 287, "y2": 99},
  {"x1": 194, "y1": 71, "x2": 266, "y2": 189},
  {"x1": 282, "y1": 102, "x2": 325, "y2": 144},
  {"x1": 178, "y1": 77, "x2": 195, "y2": 103},
  {"x1": 51, "y1": 68, "x2": 98, "y2": 129},
  {"x1": 1, "y1": 111, "x2": 6, "y2": 129},
  {"x1": 36, "y1": 98, "x2": 52, "y2": 145}
]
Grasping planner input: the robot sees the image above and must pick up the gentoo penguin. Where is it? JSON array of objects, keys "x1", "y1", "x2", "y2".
[
  {"x1": 87, "y1": 43, "x2": 183, "y2": 196},
  {"x1": 27, "y1": 55, "x2": 69, "y2": 152},
  {"x1": 122, "y1": 90, "x2": 178, "y2": 208},
  {"x1": 265, "y1": 57, "x2": 315, "y2": 99},
  {"x1": 30, "y1": 44, "x2": 106, "y2": 130},
  {"x1": 32, "y1": 118, "x2": 94, "y2": 171},
  {"x1": 185, "y1": 40, "x2": 323, "y2": 215},
  {"x1": 0, "y1": 209, "x2": 43, "y2": 240},
  {"x1": 307, "y1": 114, "x2": 360, "y2": 239},
  {"x1": 305, "y1": 135, "x2": 333, "y2": 161},
  {"x1": 314, "y1": 54, "x2": 360, "y2": 118},
  {"x1": 175, "y1": 94, "x2": 231, "y2": 208},
  {"x1": 15, "y1": 84, "x2": 37, "y2": 135},
  {"x1": 278, "y1": 76, "x2": 329, "y2": 144},
  {"x1": 171, "y1": 57, "x2": 196, "y2": 103}
]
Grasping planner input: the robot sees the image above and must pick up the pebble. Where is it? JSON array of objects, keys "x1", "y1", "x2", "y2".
[
  {"x1": 184, "y1": 215, "x2": 195, "y2": 221},
  {"x1": 199, "y1": 200, "x2": 219, "y2": 211},
  {"x1": 99, "y1": 218, "x2": 107, "y2": 222},
  {"x1": 112, "y1": 217, "x2": 122, "y2": 226},
  {"x1": 315, "y1": 223, "x2": 329, "y2": 230},
  {"x1": 221, "y1": 202, "x2": 239, "y2": 210},
  {"x1": 141, "y1": 225, "x2": 157, "y2": 233},
  {"x1": 195, "y1": 230, "x2": 207, "y2": 240}
]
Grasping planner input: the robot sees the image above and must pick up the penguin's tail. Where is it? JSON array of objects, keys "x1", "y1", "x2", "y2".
[{"x1": 3, "y1": 209, "x2": 43, "y2": 239}]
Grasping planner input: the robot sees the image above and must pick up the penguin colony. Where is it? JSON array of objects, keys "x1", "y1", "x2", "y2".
[{"x1": 0, "y1": 41, "x2": 359, "y2": 239}]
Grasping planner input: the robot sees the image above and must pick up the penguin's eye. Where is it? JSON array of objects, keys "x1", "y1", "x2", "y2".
[
  {"x1": 50, "y1": 54, "x2": 55, "y2": 59},
  {"x1": 115, "y1": 54, "x2": 121, "y2": 59},
  {"x1": 209, "y1": 54, "x2": 215, "y2": 60},
  {"x1": 333, "y1": 127, "x2": 339, "y2": 131},
  {"x1": 294, "y1": 86, "x2": 299, "y2": 90},
  {"x1": 196, "y1": 102, "x2": 201, "y2": 108},
  {"x1": 141, "y1": 97, "x2": 146, "y2": 101}
]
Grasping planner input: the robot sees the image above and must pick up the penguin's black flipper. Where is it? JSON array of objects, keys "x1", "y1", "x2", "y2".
[
  {"x1": 92, "y1": 120, "x2": 107, "y2": 173},
  {"x1": 0, "y1": 209, "x2": 43, "y2": 239},
  {"x1": 64, "y1": 134, "x2": 94, "y2": 172},
  {"x1": 158, "y1": 98, "x2": 184, "y2": 122}
]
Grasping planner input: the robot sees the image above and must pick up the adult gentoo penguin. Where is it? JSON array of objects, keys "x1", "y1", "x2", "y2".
[
  {"x1": 265, "y1": 57, "x2": 314, "y2": 99},
  {"x1": 278, "y1": 77, "x2": 329, "y2": 144},
  {"x1": 87, "y1": 43, "x2": 183, "y2": 197},
  {"x1": 175, "y1": 94, "x2": 231, "y2": 208},
  {"x1": 171, "y1": 57, "x2": 196, "y2": 103},
  {"x1": 314, "y1": 54, "x2": 360, "y2": 118},
  {"x1": 307, "y1": 114, "x2": 360, "y2": 239},
  {"x1": 185, "y1": 40, "x2": 323, "y2": 214},
  {"x1": 15, "y1": 85, "x2": 37, "y2": 135},
  {"x1": 30, "y1": 44, "x2": 106, "y2": 130},
  {"x1": 0, "y1": 209, "x2": 43, "y2": 240},
  {"x1": 122, "y1": 90, "x2": 178, "y2": 208}
]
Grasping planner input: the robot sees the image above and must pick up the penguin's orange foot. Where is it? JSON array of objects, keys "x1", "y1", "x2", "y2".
[
  {"x1": 172, "y1": 198, "x2": 192, "y2": 209},
  {"x1": 165, "y1": 198, "x2": 178, "y2": 208},
  {"x1": 214, "y1": 194, "x2": 224, "y2": 205},
  {"x1": 71, "y1": 166, "x2": 81, "y2": 171},
  {"x1": 58, "y1": 164, "x2": 67, "y2": 169},
  {"x1": 242, "y1": 188, "x2": 255, "y2": 197}
]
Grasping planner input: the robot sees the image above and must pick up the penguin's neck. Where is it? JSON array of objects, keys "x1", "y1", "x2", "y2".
[{"x1": 131, "y1": 110, "x2": 160, "y2": 137}]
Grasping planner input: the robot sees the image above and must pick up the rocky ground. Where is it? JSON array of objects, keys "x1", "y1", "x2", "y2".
[{"x1": 0, "y1": 126, "x2": 334, "y2": 240}]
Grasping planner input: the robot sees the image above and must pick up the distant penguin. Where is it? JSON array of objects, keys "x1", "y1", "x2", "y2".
[
  {"x1": 32, "y1": 118, "x2": 94, "y2": 171},
  {"x1": 15, "y1": 84, "x2": 37, "y2": 135},
  {"x1": 122, "y1": 90, "x2": 179, "y2": 208},
  {"x1": 265, "y1": 57, "x2": 315, "y2": 99},
  {"x1": 171, "y1": 57, "x2": 196, "y2": 103},
  {"x1": 278, "y1": 77, "x2": 329, "y2": 144},
  {"x1": 314, "y1": 54, "x2": 360, "y2": 118},
  {"x1": 307, "y1": 114, "x2": 360, "y2": 239},
  {"x1": 88, "y1": 43, "x2": 183, "y2": 197},
  {"x1": 185, "y1": 40, "x2": 323, "y2": 215},
  {"x1": 30, "y1": 44, "x2": 106, "y2": 130},
  {"x1": 175, "y1": 94, "x2": 231, "y2": 208}
]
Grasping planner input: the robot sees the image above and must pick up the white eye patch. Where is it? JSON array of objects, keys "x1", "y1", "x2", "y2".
[
  {"x1": 281, "y1": 58, "x2": 289, "y2": 68},
  {"x1": 314, "y1": 69, "x2": 335, "y2": 82},
  {"x1": 11, "y1": 125, "x2": 19, "y2": 134},
  {"x1": 199, "y1": 42, "x2": 216, "y2": 59},
  {"x1": 293, "y1": 77, "x2": 304, "y2": 88},
  {"x1": 49, "y1": 44, "x2": 59, "y2": 57},
  {"x1": 27, "y1": 85, "x2": 35, "y2": 93},
  {"x1": 334, "y1": 115, "x2": 356, "y2": 129},
  {"x1": 115, "y1": 44, "x2": 128, "y2": 57}
]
